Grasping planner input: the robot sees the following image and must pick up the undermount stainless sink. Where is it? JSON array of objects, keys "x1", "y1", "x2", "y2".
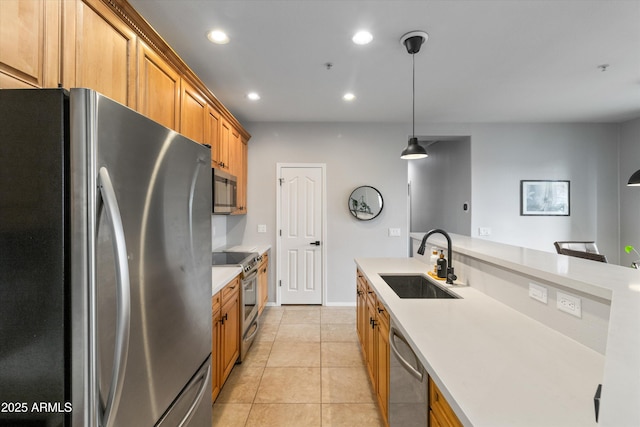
[{"x1": 380, "y1": 275, "x2": 461, "y2": 299}]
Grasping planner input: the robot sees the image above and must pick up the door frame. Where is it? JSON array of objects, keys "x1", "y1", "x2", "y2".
[{"x1": 276, "y1": 163, "x2": 327, "y2": 306}]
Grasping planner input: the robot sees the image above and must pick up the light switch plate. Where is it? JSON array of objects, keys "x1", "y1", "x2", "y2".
[
  {"x1": 529, "y1": 282, "x2": 548, "y2": 304},
  {"x1": 478, "y1": 227, "x2": 491, "y2": 236},
  {"x1": 257, "y1": 224, "x2": 267, "y2": 233},
  {"x1": 388, "y1": 228, "x2": 401, "y2": 237}
]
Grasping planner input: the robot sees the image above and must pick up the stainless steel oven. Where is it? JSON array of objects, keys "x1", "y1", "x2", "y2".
[
  {"x1": 239, "y1": 265, "x2": 260, "y2": 360},
  {"x1": 211, "y1": 251, "x2": 261, "y2": 361}
]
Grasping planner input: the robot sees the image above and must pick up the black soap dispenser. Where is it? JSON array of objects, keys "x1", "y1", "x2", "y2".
[{"x1": 437, "y1": 250, "x2": 447, "y2": 279}]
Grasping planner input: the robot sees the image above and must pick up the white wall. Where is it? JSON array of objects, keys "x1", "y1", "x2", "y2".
[
  {"x1": 409, "y1": 138, "x2": 472, "y2": 235},
  {"x1": 619, "y1": 117, "x2": 640, "y2": 265},
  {"x1": 468, "y1": 123, "x2": 620, "y2": 262},
  {"x1": 229, "y1": 122, "x2": 410, "y2": 305},
  {"x1": 228, "y1": 120, "x2": 623, "y2": 305}
]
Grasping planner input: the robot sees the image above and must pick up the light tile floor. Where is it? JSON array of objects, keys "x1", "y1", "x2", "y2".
[{"x1": 212, "y1": 306, "x2": 384, "y2": 427}]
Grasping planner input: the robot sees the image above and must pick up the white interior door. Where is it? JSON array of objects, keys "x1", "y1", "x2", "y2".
[{"x1": 278, "y1": 165, "x2": 324, "y2": 305}]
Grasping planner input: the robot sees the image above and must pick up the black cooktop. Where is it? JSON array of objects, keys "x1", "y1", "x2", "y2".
[{"x1": 211, "y1": 251, "x2": 258, "y2": 266}]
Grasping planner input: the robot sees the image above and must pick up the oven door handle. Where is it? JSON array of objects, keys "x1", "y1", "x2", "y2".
[
  {"x1": 242, "y1": 269, "x2": 259, "y2": 284},
  {"x1": 243, "y1": 318, "x2": 260, "y2": 342}
]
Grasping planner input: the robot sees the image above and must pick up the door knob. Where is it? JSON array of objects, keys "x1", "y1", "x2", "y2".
[{"x1": 310, "y1": 241, "x2": 321, "y2": 246}]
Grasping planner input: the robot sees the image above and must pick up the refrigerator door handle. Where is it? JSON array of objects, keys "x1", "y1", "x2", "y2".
[
  {"x1": 178, "y1": 363, "x2": 211, "y2": 427},
  {"x1": 98, "y1": 167, "x2": 131, "y2": 427},
  {"x1": 187, "y1": 158, "x2": 206, "y2": 262}
]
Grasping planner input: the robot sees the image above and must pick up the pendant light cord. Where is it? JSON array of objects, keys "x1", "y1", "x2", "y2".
[{"x1": 412, "y1": 52, "x2": 415, "y2": 139}]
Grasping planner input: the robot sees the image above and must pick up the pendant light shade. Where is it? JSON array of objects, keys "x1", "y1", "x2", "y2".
[
  {"x1": 628, "y1": 169, "x2": 640, "y2": 186},
  {"x1": 401, "y1": 137, "x2": 428, "y2": 159},
  {"x1": 400, "y1": 31, "x2": 429, "y2": 160}
]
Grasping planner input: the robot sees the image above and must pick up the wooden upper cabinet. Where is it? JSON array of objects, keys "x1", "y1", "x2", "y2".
[
  {"x1": 64, "y1": 0, "x2": 136, "y2": 107},
  {"x1": 236, "y1": 137, "x2": 248, "y2": 214},
  {"x1": 206, "y1": 106, "x2": 223, "y2": 168},
  {"x1": 218, "y1": 119, "x2": 232, "y2": 171},
  {"x1": 0, "y1": 0, "x2": 60, "y2": 88},
  {"x1": 180, "y1": 79, "x2": 207, "y2": 144},
  {"x1": 137, "y1": 40, "x2": 180, "y2": 131}
]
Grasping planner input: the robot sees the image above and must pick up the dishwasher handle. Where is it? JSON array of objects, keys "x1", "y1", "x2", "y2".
[{"x1": 390, "y1": 326, "x2": 423, "y2": 382}]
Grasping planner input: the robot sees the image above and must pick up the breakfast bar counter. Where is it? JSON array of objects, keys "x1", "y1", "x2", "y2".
[{"x1": 356, "y1": 256, "x2": 604, "y2": 426}]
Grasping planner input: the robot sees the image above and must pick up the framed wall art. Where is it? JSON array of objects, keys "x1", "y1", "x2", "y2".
[{"x1": 520, "y1": 180, "x2": 570, "y2": 216}]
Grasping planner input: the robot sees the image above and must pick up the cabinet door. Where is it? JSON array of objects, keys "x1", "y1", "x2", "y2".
[
  {"x1": 220, "y1": 287, "x2": 240, "y2": 383},
  {"x1": 137, "y1": 40, "x2": 180, "y2": 130},
  {"x1": 67, "y1": 0, "x2": 136, "y2": 107},
  {"x1": 0, "y1": 0, "x2": 60, "y2": 89},
  {"x1": 376, "y1": 313, "x2": 390, "y2": 423},
  {"x1": 232, "y1": 137, "x2": 248, "y2": 214},
  {"x1": 356, "y1": 273, "x2": 367, "y2": 349},
  {"x1": 218, "y1": 119, "x2": 231, "y2": 171},
  {"x1": 180, "y1": 79, "x2": 207, "y2": 144},
  {"x1": 229, "y1": 125, "x2": 241, "y2": 177},
  {"x1": 258, "y1": 255, "x2": 269, "y2": 315},
  {"x1": 211, "y1": 294, "x2": 221, "y2": 402},
  {"x1": 206, "y1": 106, "x2": 222, "y2": 168},
  {"x1": 365, "y1": 293, "x2": 377, "y2": 385},
  {"x1": 429, "y1": 378, "x2": 464, "y2": 427}
]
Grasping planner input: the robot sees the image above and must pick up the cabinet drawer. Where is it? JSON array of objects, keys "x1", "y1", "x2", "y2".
[
  {"x1": 429, "y1": 377, "x2": 463, "y2": 427},
  {"x1": 376, "y1": 299, "x2": 390, "y2": 327},
  {"x1": 222, "y1": 276, "x2": 240, "y2": 304}
]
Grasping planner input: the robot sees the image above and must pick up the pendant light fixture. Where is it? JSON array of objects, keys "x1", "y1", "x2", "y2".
[{"x1": 400, "y1": 31, "x2": 429, "y2": 160}]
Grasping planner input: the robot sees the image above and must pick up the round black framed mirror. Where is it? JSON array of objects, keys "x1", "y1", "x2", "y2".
[{"x1": 349, "y1": 186, "x2": 384, "y2": 220}]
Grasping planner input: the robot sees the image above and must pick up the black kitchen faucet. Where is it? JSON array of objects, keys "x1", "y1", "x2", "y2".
[{"x1": 417, "y1": 228, "x2": 458, "y2": 284}]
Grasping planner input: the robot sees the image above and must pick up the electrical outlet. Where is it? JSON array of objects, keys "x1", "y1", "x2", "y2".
[
  {"x1": 257, "y1": 224, "x2": 267, "y2": 233},
  {"x1": 388, "y1": 228, "x2": 401, "y2": 237},
  {"x1": 529, "y1": 282, "x2": 548, "y2": 304},
  {"x1": 557, "y1": 292, "x2": 582, "y2": 318}
]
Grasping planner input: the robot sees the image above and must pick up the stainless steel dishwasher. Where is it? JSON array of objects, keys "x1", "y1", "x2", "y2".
[{"x1": 389, "y1": 321, "x2": 428, "y2": 426}]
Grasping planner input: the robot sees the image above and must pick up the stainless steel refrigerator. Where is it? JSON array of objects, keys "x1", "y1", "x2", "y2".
[{"x1": 0, "y1": 88, "x2": 212, "y2": 426}]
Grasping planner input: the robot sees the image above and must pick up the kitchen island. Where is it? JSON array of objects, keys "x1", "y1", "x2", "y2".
[{"x1": 356, "y1": 233, "x2": 640, "y2": 426}]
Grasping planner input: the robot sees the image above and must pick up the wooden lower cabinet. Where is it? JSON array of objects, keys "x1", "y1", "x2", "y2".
[
  {"x1": 375, "y1": 299, "x2": 390, "y2": 421},
  {"x1": 356, "y1": 272, "x2": 367, "y2": 348},
  {"x1": 212, "y1": 276, "x2": 240, "y2": 403},
  {"x1": 356, "y1": 269, "x2": 390, "y2": 426},
  {"x1": 257, "y1": 253, "x2": 269, "y2": 315},
  {"x1": 429, "y1": 377, "x2": 463, "y2": 427},
  {"x1": 211, "y1": 292, "x2": 221, "y2": 402}
]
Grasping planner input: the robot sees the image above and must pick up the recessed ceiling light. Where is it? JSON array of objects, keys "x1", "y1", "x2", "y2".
[
  {"x1": 352, "y1": 30, "x2": 373, "y2": 45},
  {"x1": 247, "y1": 92, "x2": 260, "y2": 101},
  {"x1": 343, "y1": 93, "x2": 356, "y2": 101},
  {"x1": 207, "y1": 30, "x2": 229, "y2": 44}
]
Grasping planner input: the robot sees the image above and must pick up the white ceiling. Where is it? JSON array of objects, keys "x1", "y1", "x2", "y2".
[{"x1": 128, "y1": 0, "x2": 640, "y2": 124}]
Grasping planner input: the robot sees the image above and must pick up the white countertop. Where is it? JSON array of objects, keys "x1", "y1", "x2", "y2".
[
  {"x1": 409, "y1": 233, "x2": 640, "y2": 427},
  {"x1": 356, "y1": 257, "x2": 605, "y2": 427},
  {"x1": 211, "y1": 244, "x2": 271, "y2": 296},
  {"x1": 211, "y1": 266, "x2": 242, "y2": 296}
]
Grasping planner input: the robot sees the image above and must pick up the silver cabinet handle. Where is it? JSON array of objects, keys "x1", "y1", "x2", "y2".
[
  {"x1": 98, "y1": 167, "x2": 131, "y2": 427},
  {"x1": 389, "y1": 326, "x2": 423, "y2": 382}
]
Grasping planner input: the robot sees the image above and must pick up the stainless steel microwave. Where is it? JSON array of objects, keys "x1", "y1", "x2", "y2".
[{"x1": 212, "y1": 168, "x2": 237, "y2": 214}]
